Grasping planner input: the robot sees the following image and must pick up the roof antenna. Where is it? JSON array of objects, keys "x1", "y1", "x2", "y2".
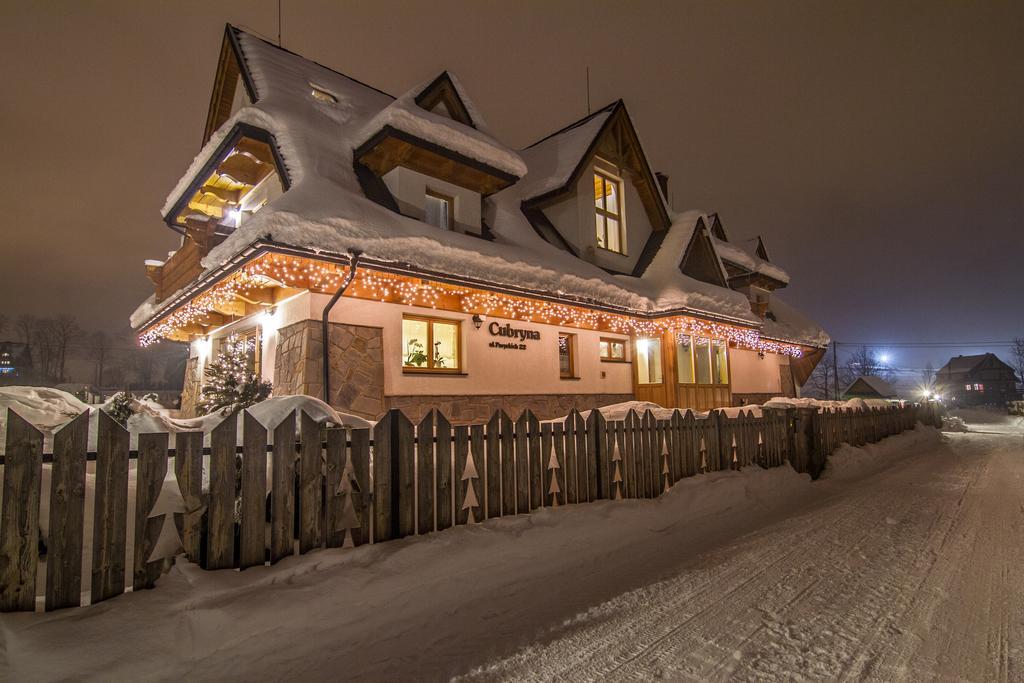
[
  {"x1": 277, "y1": 0, "x2": 283, "y2": 46},
  {"x1": 586, "y1": 65, "x2": 591, "y2": 115}
]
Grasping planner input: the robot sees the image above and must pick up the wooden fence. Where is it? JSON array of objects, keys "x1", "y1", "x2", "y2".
[{"x1": 0, "y1": 401, "x2": 942, "y2": 612}]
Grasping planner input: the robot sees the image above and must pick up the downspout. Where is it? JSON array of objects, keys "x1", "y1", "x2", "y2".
[{"x1": 321, "y1": 248, "x2": 362, "y2": 404}]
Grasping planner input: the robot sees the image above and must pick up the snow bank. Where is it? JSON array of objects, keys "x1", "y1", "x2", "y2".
[
  {"x1": 0, "y1": 387, "x2": 370, "y2": 454},
  {"x1": 819, "y1": 426, "x2": 942, "y2": 481},
  {"x1": 942, "y1": 415, "x2": 969, "y2": 433}
]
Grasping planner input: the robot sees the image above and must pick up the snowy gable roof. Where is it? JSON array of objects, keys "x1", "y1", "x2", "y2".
[
  {"x1": 141, "y1": 26, "x2": 827, "y2": 346},
  {"x1": 517, "y1": 104, "x2": 615, "y2": 201},
  {"x1": 353, "y1": 75, "x2": 527, "y2": 179},
  {"x1": 713, "y1": 236, "x2": 790, "y2": 284},
  {"x1": 844, "y1": 375, "x2": 897, "y2": 398}
]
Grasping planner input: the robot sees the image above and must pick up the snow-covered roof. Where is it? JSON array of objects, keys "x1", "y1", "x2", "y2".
[
  {"x1": 844, "y1": 376, "x2": 898, "y2": 398},
  {"x1": 140, "y1": 27, "x2": 827, "y2": 348},
  {"x1": 354, "y1": 76, "x2": 527, "y2": 178},
  {"x1": 712, "y1": 236, "x2": 790, "y2": 284}
]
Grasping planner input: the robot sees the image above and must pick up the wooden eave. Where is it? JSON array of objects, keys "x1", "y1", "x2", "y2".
[
  {"x1": 202, "y1": 25, "x2": 259, "y2": 146},
  {"x1": 523, "y1": 102, "x2": 671, "y2": 233},
  {"x1": 679, "y1": 219, "x2": 729, "y2": 288},
  {"x1": 414, "y1": 72, "x2": 475, "y2": 128},
  {"x1": 726, "y1": 269, "x2": 788, "y2": 291},
  {"x1": 354, "y1": 125, "x2": 519, "y2": 196},
  {"x1": 163, "y1": 122, "x2": 291, "y2": 233}
]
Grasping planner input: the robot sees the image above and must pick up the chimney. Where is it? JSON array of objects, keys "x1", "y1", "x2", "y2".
[{"x1": 655, "y1": 172, "x2": 669, "y2": 199}]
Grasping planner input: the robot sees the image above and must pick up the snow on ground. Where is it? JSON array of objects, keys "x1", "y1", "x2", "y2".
[
  {"x1": 4, "y1": 417, "x2": 1006, "y2": 682},
  {"x1": 0, "y1": 386, "x2": 370, "y2": 454}
]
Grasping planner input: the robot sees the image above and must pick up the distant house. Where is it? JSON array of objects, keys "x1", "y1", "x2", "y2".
[
  {"x1": 843, "y1": 375, "x2": 898, "y2": 400},
  {"x1": 0, "y1": 342, "x2": 17, "y2": 378},
  {"x1": 935, "y1": 353, "x2": 1021, "y2": 406}
]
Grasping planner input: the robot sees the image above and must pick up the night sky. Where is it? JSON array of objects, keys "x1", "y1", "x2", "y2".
[{"x1": 1, "y1": 1, "x2": 1021, "y2": 378}]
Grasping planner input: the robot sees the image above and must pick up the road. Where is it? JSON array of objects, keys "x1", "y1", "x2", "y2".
[{"x1": 468, "y1": 416, "x2": 1024, "y2": 681}]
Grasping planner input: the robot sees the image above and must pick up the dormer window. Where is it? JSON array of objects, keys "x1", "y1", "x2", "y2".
[
  {"x1": 424, "y1": 189, "x2": 454, "y2": 230},
  {"x1": 594, "y1": 170, "x2": 625, "y2": 254},
  {"x1": 309, "y1": 84, "x2": 338, "y2": 104}
]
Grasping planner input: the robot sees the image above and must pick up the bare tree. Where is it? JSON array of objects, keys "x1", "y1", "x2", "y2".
[
  {"x1": 14, "y1": 313, "x2": 37, "y2": 369},
  {"x1": 51, "y1": 315, "x2": 82, "y2": 383},
  {"x1": 920, "y1": 361, "x2": 936, "y2": 395},
  {"x1": 803, "y1": 348, "x2": 838, "y2": 399},
  {"x1": 34, "y1": 318, "x2": 57, "y2": 380},
  {"x1": 842, "y1": 346, "x2": 894, "y2": 386},
  {"x1": 90, "y1": 330, "x2": 111, "y2": 387},
  {"x1": 1012, "y1": 338, "x2": 1024, "y2": 390}
]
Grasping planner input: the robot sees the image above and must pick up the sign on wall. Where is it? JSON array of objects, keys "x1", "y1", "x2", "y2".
[{"x1": 487, "y1": 322, "x2": 540, "y2": 351}]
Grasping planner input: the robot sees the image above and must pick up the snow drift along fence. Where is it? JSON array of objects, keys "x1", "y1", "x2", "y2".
[{"x1": 0, "y1": 402, "x2": 940, "y2": 612}]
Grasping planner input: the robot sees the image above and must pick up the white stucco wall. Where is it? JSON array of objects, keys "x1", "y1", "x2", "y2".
[
  {"x1": 729, "y1": 348, "x2": 790, "y2": 395},
  {"x1": 382, "y1": 166, "x2": 482, "y2": 234}
]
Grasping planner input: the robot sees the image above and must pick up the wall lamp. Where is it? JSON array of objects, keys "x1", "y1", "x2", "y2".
[{"x1": 472, "y1": 314, "x2": 484, "y2": 330}]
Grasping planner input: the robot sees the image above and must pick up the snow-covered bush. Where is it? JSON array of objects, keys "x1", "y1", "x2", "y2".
[{"x1": 106, "y1": 391, "x2": 135, "y2": 427}]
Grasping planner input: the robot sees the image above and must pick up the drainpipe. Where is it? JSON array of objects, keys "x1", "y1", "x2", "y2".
[{"x1": 321, "y1": 248, "x2": 362, "y2": 405}]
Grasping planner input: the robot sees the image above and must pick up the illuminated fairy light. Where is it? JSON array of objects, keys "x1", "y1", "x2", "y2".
[{"x1": 139, "y1": 253, "x2": 806, "y2": 357}]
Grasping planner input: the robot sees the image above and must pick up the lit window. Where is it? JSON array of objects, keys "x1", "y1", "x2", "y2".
[
  {"x1": 599, "y1": 337, "x2": 627, "y2": 362},
  {"x1": 695, "y1": 338, "x2": 712, "y2": 384},
  {"x1": 712, "y1": 340, "x2": 729, "y2": 384},
  {"x1": 594, "y1": 171, "x2": 625, "y2": 254},
  {"x1": 558, "y1": 333, "x2": 576, "y2": 378},
  {"x1": 676, "y1": 334, "x2": 695, "y2": 384},
  {"x1": 424, "y1": 190, "x2": 454, "y2": 230},
  {"x1": 965, "y1": 384, "x2": 972, "y2": 391},
  {"x1": 636, "y1": 338, "x2": 662, "y2": 384},
  {"x1": 310, "y1": 84, "x2": 338, "y2": 103},
  {"x1": 974, "y1": 383, "x2": 984, "y2": 391},
  {"x1": 402, "y1": 316, "x2": 460, "y2": 372}
]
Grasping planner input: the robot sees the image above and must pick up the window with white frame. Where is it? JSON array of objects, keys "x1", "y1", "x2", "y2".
[
  {"x1": 424, "y1": 189, "x2": 454, "y2": 230},
  {"x1": 594, "y1": 170, "x2": 625, "y2": 254}
]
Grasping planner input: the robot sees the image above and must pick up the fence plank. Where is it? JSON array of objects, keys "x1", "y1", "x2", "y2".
[
  {"x1": 206, "y1": 412, "x2": 237, "y2": 571},
  {"x1": 435, "y1": 413, "x2": 453, "y2": 532},
  {"x1": 417, "y1": 411, "x2": 435, "y2": 535},
  {"x1": 373, "y1": 413, "x2": 393, "y2": 542},
  {"x1": 623, "y1": 411, "x2": 637, "y2": 498},
  {"x1": 588, "y1": 409, "x2": 607, "y2": 500},
  {"x1": 563, "y1": 412, "x2": 578, "y2": 505},
  {"x1": 575, "y1": 410, "x2": 591, "y2": 503},
  {"x1": 270, "y1": 411, "x2": 296, "y2": 563},
  {"x1": 174, "y1": 431, "x2": 203, "y2": 564},
  {"x1": 239, "y1": 412, "x2": 267, "y2": 570},
  {"x1": 299, "y1": 411, "x2": 323, "y2": 553},
  {"x1": 133, "y1": 432, "x2": 168, "y2": 589},
  {"x1": 500, "y1": 411, "x2": 515, "y2": 516},
  {"x1": 642, "y1": 411, "x2": 656, "y2": 497},
  {"x1": 1, "y1": 410, "x2": 43, "y2": 611},
  {"x1": 514, "y1": 411, "x2": 530, "y2": 514},
  {"x1": 91, "y1": 410, "x2": 130, "y2": 601},
  {"x1": 325, "y1": 427, "x2": 346, "y2": 548},
  {"x1": 552, "y1": 422, "x2": 566, "y2": 506},
  {"x1": 454, "y1": 426, "x2": 470, "y2": 525},
  {"x1": 349, "y1": 428, "x2": 371, "y2": 545},
  {"x1": 45, "y1": 411, "x2": 88, "y2": 611},
  {"x1": 395, "y1": 411, "x2": 416, "y2": 538},
  {"x1": 485, "y1": 412, "x2": 501, "y2": 519},
  {"x1": 527, "y1": 411, "x2": 542, "y2": 510}
]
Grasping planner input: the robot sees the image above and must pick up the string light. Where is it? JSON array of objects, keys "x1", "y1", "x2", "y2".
[{"x1": 139, "y1": 253, "x2": 805, "y2": 357}]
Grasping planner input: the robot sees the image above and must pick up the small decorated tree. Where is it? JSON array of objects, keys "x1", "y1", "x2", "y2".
[
  {"x1": 198, "y1": 334, "x2": 272, "y2": 416},
  {"x1": 107, "y1": 391, "x2": 135, "y2": 427}
]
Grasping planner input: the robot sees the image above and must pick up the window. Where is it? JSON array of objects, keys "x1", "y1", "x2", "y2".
[
  {"x1": 965, "y1": 384, "x2": 972, "y2": 391},
  {"x1": 712, "y1": 340, "x2": 729, "y2": 384},
  {"x1": 558, "y1": 333, "x2": 576, "y2": 378},
  {"x1": 599, "y1": 337, "x2": 627, "y2": 362},
  {"x1": 594, "y1": 171, "x2": 625, "y2": 254},
  {"x1": 679, "y1": 336, "x2": 729, "y2": 385},
  {"x1": 974, "y1": 383, "x2": 984, "y2": 391},
  {"x1": 424, "y1": 189, "x2": 454, "y2": 230},
  {"x1": 635, "y1": 338, "x2": 662, "y2": 384},
  {"x1": 402, "y1": 315, "x2": 460, "y2": 372},
  {"x1": 676, "y1": 335, "x2": 695, "y2": 383}
]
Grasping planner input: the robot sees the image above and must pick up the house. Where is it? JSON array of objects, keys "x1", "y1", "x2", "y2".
[
  {"x1": 843, "y1": 375, "x2": 898, "y2": 400},
  {"x1": 0, "y1": 342, "x2": 18, "y2": 379},
  {"x1": 934, "y1": 353, "x2": 1021, "y2": 407},
  {"x1": 131, "y1": 25, "x2": 829, "y2": 421}
]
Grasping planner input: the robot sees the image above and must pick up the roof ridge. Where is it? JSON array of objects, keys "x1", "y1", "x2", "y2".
[
  {"x1": 229, "y1": 24, "x2": 396, "y2": 100},
  {"x1": 522, "y1": 100, "x2": 620, "y2": 150}
]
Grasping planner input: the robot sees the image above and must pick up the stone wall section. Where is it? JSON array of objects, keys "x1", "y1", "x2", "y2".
[
  {"x1": 274, "y1": 319, "x2": 385, "y2": 420},
  {"x1": 180, "y1": 357, "x2": 202, "y2": 418}
]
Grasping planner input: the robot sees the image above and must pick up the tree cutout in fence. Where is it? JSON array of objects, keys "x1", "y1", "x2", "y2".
[
  {"x1": 699, "y1": 435, "x2": 708, "y2": 473},
  {"x1": 461, "y1": 441, "x2": 482, "y2": 523},
  {"x1": 334, "y1": 429, "x2": 363, "y2": 544},
  {"x1": 757, "y1": 431, "x2": 765, "y2": 467},
  {"x1": 147, "y1": 474, "x2": 187, "y2": 563},
  {"x1": 611, "y1": 431, "x2": 623, "y2": 500},
  {"x1": 731, "y1": 435, "x2": 739, "y2": 470},
  {"x1": 660, "y1": 434, "x2": 670, "y2": 493},
  {"x1": 547, "y1": 437, "x2": 561, "y2": 507}
]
